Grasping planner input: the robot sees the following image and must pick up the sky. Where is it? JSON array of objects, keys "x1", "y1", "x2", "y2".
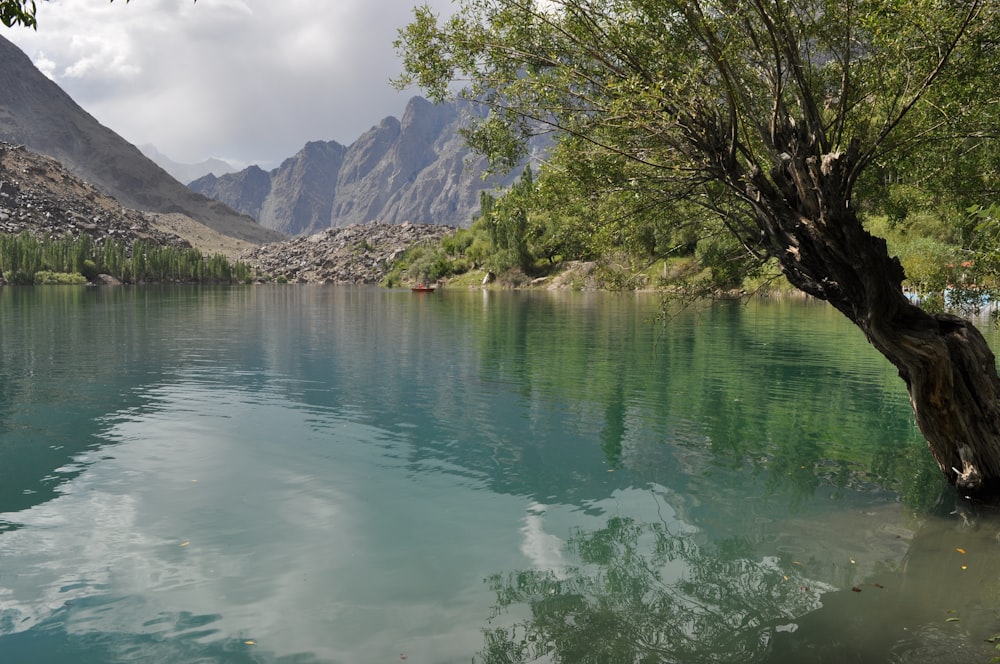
[{"x1": 5, "y1": 0, "x2": 457, "y2": 168}]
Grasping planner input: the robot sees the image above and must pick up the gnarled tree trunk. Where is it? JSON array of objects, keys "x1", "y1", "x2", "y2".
[{"x1": 743, "y1": 134, "x2": 1000, "y2": 494}]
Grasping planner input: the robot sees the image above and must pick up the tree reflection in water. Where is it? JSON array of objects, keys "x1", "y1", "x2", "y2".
[
  {"x1": 479, "y1": 491, "x2": 1000, "y2": 664},
  {"x1": 478, "y1": 514, "x2": 831, "y2": 663}
]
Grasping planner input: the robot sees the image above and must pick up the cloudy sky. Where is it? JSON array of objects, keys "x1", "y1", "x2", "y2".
[{"x1": 5, "y1": 0, "x2": 456, "y2": 168}]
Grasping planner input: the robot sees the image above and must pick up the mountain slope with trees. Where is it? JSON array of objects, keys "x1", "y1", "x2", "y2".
[{"x1": 0, "y1": 142, "x2": 251, "y2": 284}]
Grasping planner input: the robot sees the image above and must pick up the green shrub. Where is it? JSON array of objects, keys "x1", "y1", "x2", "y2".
[
  {"x1": 895, "y1": 236, "x2": 958, "y2": 294},
  {"x1": 33, "y1": 271, "x2": 88, "y2": 285},
  {"x1": 441, "y1": 228, "x2": 475, "y2": 254}
]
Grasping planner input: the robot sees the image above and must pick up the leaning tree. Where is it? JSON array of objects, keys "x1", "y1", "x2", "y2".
[{"x1": 396, "y1": 0, "x2": 1000, "y2": 492}]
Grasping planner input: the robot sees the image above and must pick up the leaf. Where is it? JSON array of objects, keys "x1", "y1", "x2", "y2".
[
  {"x1": 947, "y1": 617, "x2": 961, "y2": 622},
  {"x1": 956, "y1": 547, "x2": 967, "y2": 554}
]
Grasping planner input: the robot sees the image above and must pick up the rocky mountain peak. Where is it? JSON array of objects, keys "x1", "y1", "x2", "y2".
[{"x1": 190, "y1": 96, "x2": 532, "y2": 236}]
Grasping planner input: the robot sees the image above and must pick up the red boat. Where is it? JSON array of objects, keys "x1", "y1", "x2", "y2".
[{"x1": 411, "y1": 283, "x2": 436, "y2": 293}]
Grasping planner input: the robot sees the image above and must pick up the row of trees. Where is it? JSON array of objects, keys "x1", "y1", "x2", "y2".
[{"x1": 0, "y1": 232, "x2": 253, "y2": 284}]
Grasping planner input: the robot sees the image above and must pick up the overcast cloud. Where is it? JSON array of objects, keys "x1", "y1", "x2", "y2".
[{"x1": 5, "y1": 0, "x2": 456, "y2": 167}]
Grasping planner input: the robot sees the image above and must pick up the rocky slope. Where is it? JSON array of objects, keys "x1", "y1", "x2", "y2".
[
  {"x1": 0, "y1": 35, "x2": 282, "y2": 246},
  {"x1": 190, "y1": 97, "x2": 542, "y2": 236},
  {"x1": 0, "y1": 142, "x2": 458, "y2": 285},
  {"x1": 0, "y1": 142, "x2": 189, "y2": 250},
  {"x1": 239, "y1": 223, "x2": 454, "y2": 284}
]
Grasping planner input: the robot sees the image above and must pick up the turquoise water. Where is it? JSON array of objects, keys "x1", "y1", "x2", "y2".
[{"x1": 1, "y1": 286, "x2": 998, "y2": 663}]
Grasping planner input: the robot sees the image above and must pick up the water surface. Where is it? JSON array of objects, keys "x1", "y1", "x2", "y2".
[{"x1": 1, "y1": 285, "x2": 998, "y2": 663}]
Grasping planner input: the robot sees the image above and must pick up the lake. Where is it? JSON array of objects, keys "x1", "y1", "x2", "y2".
[{"x1": 2, "y1": 285, "x2": 1000, "y2": 663}]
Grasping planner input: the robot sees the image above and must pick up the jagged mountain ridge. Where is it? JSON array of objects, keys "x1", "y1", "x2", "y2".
[
  {"x1": 0, "y1": 34, "x2": 282, "y2": 245},
  {"x1": 190, "y1": 97, "x2": 538, "y2": 236}
]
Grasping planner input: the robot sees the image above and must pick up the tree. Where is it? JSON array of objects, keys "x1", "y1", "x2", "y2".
[
  {"x1": 485, "y1": 166, "x2": 535, "y2": 272},
  {"x1": 0, "y1": 0, "x2": 37, "y2": 28},
  {"x1": 396, "y1": 0, "x2": 1000, "y2": 493}
]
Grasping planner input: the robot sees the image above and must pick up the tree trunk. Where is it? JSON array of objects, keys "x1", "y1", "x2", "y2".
[
  {"x1": 870, "y1": 299, "x2": 1000, "y2": 493},
  {"x1": 744, "y1": 141, "x2": 1000, "y2": 494}
]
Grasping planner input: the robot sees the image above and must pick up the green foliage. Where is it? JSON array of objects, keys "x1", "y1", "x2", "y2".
[
  {"x1": 79, "y1": 259, "x2": 100, "y2": 281},
  {"x1": 33, "y1": 271, "x2": 88, "y2": 285},
  {"x1": 383, "y1": 239, "x2": 472, "y2": 286},
  {"x1": 897, "y1": 237, "x2": 960, "y2": 295},
  {"x1": 0, "y1": 0, "x2": 36, "y2": 28},
  {"x1": 396, "y1": 0, "x2": 1000, "y2": 296},
  {"x1": 461, "y1": 217, "x2": 496, "y2": 268},
  {"x1": 695, "y1": 234, "x2": 764, "y2": 291},
  {"x1": 483, "y1": 167, "x2": 535, "y2": 273},
  {"x1": 0, "y1": 232, "x2": 253, "y2": 285},
  {"x1": 865, "y1": 210, "x2": 1000, "y2": 315},
  {"x1": 440, "y1": 229, "x2": 472, "y2": 255}
]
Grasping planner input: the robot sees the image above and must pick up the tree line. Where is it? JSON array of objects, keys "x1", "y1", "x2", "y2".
[
  {"x1": 0, "y1": 232, "x2": 253, "y2": 285},
  {"x1": 392, "y1": 164, "x2": 999, "y2": 305}
]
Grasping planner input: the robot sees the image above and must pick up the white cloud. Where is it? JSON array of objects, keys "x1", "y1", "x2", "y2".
[
  {"x1": 4, "y1": 0, "x2": 457, "y2": 166},
  {"x1": 62, "y1": 33, "x2": 140, "y2": 79},
  {"x1": 33, "y1": 51, "x2": 57, "y2": 79},
  {"x1": 520, "y1": 502, "x2": 570, "y2": 577}
]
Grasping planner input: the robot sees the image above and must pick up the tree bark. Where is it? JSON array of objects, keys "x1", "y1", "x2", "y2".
[{"x1": 742, "y1": 135, "x2": 1000, "y2": 494}]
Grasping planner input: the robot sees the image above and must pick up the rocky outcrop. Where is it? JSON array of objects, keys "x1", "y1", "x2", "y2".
[
  {"x1": 0, "y1": 35, "x2": 283, "y2": 245},
  {"x1": 239, "y1": 222, "x2": 454, "y2": 284},
  {"x1": 259, "y1": 141, "x2": 346, "y2": 236},
  {"x1": 194, "y1": 166, "x2": 273, "y2": 224},
  {"x1": 191, "y1": 97, "x2": 541, "y2": 235}
]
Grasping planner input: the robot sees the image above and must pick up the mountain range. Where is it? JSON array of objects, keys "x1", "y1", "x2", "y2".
[
  {"x1": 189, "y1": 96, "x2": 544, "y2": 236},
  {"x1": 1, "y1": 32, "x2": 535, "y2": 245},
  {"x1": 0, "y1": 34, "x2": 281, "y2": 246}
]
